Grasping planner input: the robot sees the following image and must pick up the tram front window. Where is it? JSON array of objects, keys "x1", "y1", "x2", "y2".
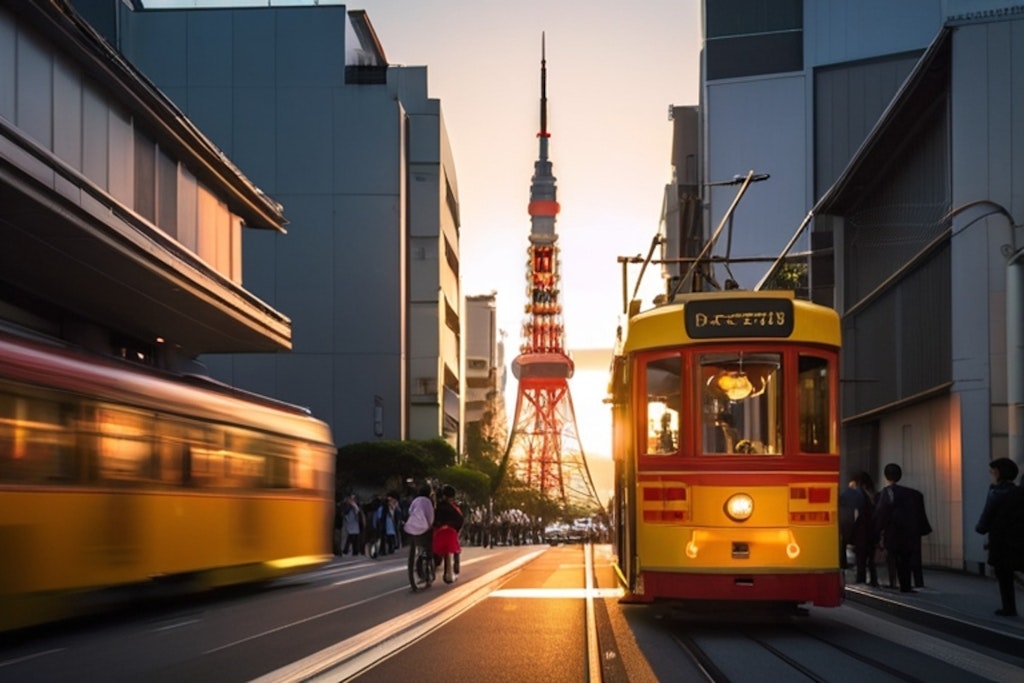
[
  {"x1": 645, "y1": 355, "x2": 681, "y2": 455},
  {"x1": 699, "y1": 352, "x2": 781, "y2": 455},
  {"x1": 798, "y1": 354, "x2": 832, "y2": 453}
]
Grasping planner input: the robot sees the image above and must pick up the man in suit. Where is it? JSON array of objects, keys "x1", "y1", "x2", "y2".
[{"x1": 874, "y1": 463, "x2": 931, "y2": 593}]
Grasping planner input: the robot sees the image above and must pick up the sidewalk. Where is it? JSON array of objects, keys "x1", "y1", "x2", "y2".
[{"x1": 843, "y1": 566, "x2": 1024, "y2": 655}]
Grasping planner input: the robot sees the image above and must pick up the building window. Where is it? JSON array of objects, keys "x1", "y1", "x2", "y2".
[{"x1": 705, "y1": 0, "x2": 803, "y2": 80}]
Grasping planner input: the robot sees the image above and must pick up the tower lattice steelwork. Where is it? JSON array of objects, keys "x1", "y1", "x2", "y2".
[{"x1": 500, "y1": 37, "x2": 602, "y2": 512}]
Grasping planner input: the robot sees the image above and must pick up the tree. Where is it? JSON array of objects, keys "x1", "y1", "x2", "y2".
[
  {"x1": 464, "y1": 422, "x2": 501, "y2": 481},
  {"x1": 335, "y1": 440, "x2": 433, "y2": 497},
  {"x1": 420, "y1": 437, "x2": 458, "y2": 470},
  {"x1": 437, "y1": 465, "x2": 491, "y2": 506},
  {"x1": 762, "y1": 261, "x2": 808, "y2": 293}
]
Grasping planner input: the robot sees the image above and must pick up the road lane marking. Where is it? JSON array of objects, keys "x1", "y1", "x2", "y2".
[
  {"x1": 585, "y1": 542, "x2": 602, "y2": 683},
  {"x1": 203, "y1": 586, "x2": 409, "y2": 655},
  {"x1": 0, "y1": 649, "x2": 65, "y2": 668},
  {"x1": 489, "y1": 587, "x2": 625, "y2": 598},
  {"x1": 253, "y1": 549, "x2": 548, "y2": 683},
  {"x1": 153, "y1": 618, "x2": 200, "y2": 632}
]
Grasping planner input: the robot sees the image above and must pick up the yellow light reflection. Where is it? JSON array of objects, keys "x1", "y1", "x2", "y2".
[{"x1": 715, "y1": 371, "x2": 755, "y2": 400}]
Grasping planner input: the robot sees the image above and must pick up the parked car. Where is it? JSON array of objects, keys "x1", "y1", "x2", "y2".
[{"x1": 543, "y1": 522, "x2": 570, "y2": 544}]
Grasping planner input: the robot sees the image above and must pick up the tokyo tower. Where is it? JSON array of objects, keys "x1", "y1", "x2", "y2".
[{"x1": 499, "y1": 36, "x2": 602, "y2": 512}]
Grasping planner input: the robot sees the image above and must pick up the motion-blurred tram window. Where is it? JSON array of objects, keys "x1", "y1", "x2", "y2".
[
  {"x1": 154, "y1": 416, "x2": 190, "y2": 486},
  {"x1": 96, "y1": 406, "x2": 157, "y2": 483},
  {"x1": 264, "y1": 435, "x2": 299, "y2": 489},
  {"x1": 0, "y1": 388, "x2": 76, "y2": 482}
]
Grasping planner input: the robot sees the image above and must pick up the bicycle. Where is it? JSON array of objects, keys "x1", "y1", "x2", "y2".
[{"x1": 408, "y1": 533, "x2": 435, "y2": 591}]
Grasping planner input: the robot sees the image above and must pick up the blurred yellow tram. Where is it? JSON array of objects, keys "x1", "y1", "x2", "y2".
[
  {"x1": 0, "y1": 329, "x2": 336, "y2": 631},
  {"x1": 609, "y1": 290, "x2": 843, "y2": 607}
]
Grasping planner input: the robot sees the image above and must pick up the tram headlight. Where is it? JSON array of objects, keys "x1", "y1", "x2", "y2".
[{"x1": 724, "y1": 493, "x2": 754, "y2": 522}]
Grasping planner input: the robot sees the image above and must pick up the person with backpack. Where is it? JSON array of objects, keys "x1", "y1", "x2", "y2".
[{"x1": 975, "y1": 457, "x2": 1024, "y2": 616}]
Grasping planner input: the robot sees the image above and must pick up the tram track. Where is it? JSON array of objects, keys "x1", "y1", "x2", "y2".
[
  {"x1": 668, "y1": 620, "x2": 905, "y2": 683},
  {"x1": 671, "y1": 631, "x2": 730, "y2": 682},
  {"x1": 656, "y1": 607, "x2": 1009, "y2": 683}
]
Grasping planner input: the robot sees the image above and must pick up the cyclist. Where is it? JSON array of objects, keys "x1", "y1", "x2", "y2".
[
  {"x1": 404, "y1": 484, "x2": 435, "y2": 588},
  {"x1": 433, "y1": 484, "x2": 464, "y2": 583}
]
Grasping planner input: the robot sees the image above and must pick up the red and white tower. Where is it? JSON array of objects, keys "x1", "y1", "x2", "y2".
[{"x1": 500, "y1": 36, "x2": 601, "y2": 512}]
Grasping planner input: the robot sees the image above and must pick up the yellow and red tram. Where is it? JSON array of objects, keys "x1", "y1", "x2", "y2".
[
  {"x1": 0, "y1": 329, "x2": 336, "y2": 631},
  {"x1": 609, "y1": 290, "x2": 843, "y2": 607}
]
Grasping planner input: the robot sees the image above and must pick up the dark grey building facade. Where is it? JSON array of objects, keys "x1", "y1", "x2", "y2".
[
  {"x1": 687, "y1": 0, "x2": 1024, "y2": 572},
  {"x1": 86, "y1": 2, "x2": 464, "y2": 449}
]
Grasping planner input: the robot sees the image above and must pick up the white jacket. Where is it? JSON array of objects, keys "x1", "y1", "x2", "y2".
[{"x1": 404, "y1": 495, "x2": 435, "y2": 535}]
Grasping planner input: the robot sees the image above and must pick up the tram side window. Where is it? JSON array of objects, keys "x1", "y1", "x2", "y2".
[
  {"x1": 188, "y1": 429, "x2": 270, "y2": 489},
  {"x1": 97, "y1": 406, "x2": 156, "y2": 483},
  {"x1": 798, "y1": 355, "x2": 832, "y2": 453},
  {"x1": 0, "y1": 390, "x2": 76, "y2": 482},
  {"x1": 154, "y1": 417, "x2": 189, "y2": 486},
  {"x1": 644, "y1": 356, "x2": 681, "y2": 455},
  {"x1": 699, "y1": 352, "x2": 781, "y2": 455},
  {"x1": 223, "y1": 430, "x2": 270, "y2": 489}
]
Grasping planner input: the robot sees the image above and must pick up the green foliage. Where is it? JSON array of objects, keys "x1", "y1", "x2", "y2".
[
  {"x1": 763, "y1": 261, "x2": 808, "y2": 292},
  {"x1": 419, "y1": 437, "x2": 458, "y2": 470},
  {"x1": 492, "y1": 478, "x2": 564, "y2": 520},
  {"x1": 465, "y1": 421, "x2": 502, "y2": 461},
  {"x1": 335, "y1": 439, "x2": 434, "y2": 497},
  {"x1": 436, "y1": 465, "x2": 491, "y2": 506}
]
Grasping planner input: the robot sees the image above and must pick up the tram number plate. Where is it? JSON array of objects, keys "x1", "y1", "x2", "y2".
[{"x1": 685, "y1": 298, "x2": 794, "y2": 338}]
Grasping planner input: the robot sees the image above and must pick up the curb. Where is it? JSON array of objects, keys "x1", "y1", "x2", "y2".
[{"x1": 844, "y1": 587, "x2": 1024, "y2": 656}]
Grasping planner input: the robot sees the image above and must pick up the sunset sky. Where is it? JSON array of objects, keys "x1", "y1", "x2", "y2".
[
  {"x1": 353, "y1": 1, "x2": 702, "y2": 473},
  {"x1": 146, "y1": 1, "x2": 703, "y2": 483}
]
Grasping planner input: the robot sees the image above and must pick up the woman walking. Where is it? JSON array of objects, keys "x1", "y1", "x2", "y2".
[{"x1": 433, "y1": 484, "x2": 464, "y2": 583}]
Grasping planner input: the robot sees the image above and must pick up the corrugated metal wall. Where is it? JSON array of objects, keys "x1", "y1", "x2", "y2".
[
  {"x1": 839, "y1": 96, "x2": 951, "y2": 420},
  {"x1": 814, "y1": 53, "x2": 922, "y2": 197}
]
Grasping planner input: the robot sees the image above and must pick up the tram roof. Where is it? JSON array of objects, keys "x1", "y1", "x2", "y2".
[{"x1": 622, "y1": 290, "x2": 841, "y2": 354}]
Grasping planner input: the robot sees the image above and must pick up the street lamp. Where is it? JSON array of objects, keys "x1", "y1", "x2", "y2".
[{"x1": 946, "y1": 200, "x2": 1023, "y2": 468}]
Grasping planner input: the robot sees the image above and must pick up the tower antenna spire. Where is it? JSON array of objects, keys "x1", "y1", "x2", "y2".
[
  {"x1": 540, "y1": 32, "x2": 548, "y2": 140},
  {"x1": 497, "y1": 33, "x2": 602, "y2": 513}
]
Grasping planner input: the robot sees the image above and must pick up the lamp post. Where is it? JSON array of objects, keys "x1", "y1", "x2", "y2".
[
  {"x1": 947, "y1": 200, "x2": 1023, "y2": 469},
  {"x1": 1005, "y1": 244, "x2": 1024, "y2": 471}
]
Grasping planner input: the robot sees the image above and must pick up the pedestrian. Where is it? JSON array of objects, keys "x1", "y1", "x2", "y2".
[
  {"x1": 908, "y1": 483, "x2": 932, "y2": 589},
  {"x1": 851, "y1": 472, "x2": 879, "y2": 586},
  {"x1": 432, "y1": 484, "x2": 464, "y2": 583},
  {"x1": 340, "y1": 494, "x2": 364, "y2": 556},
  {"x1": 404, "y1": 484, "x2": 436, "y2": 564},
  {"x1": 376, "y1": 492, "x2": 403, "y2": 555},
  {"x1": 974, "y1": 457, "x2": 1024, "y2": 617},
  {"x1": 874, "y1": 463, "x2": 931, "y2": 593},
  {"x1": 364, "y1": 496, "x2": 382, "y2": 559},
  {"x1": 838, "y1": 473, "x2": 864, "y2": 569}
]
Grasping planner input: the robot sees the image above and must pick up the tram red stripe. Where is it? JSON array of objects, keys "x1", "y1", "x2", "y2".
[{"x1": 638, "y1": 472, "x2": 836, "y2": 486}]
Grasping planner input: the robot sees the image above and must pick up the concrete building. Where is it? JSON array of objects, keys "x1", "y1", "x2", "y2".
[
  {"x1": 1, "y1": 0, "x2": 289, "y2": 367},
  {"x1": 463, "y1": 293, "x2": 508, "y2": 453},
  {"x1": 677, "y1": 0, "x2": 1024, "y2": 573},
  {"x1": 83, "y1": 1, "x2": 463, "y2": 449}
]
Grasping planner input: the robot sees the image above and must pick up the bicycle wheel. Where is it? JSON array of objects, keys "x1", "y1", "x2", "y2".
[
  {"x1": 408, "y1": 546, "x2": 423, "y2": 591},
  {"x1": 417, "y1": 550, "x2": 435, "y2": 588}
]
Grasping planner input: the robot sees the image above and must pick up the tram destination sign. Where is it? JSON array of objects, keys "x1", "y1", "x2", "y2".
[{"x1": 684, "y1": 298, "x2": 794, "y2": 339}]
